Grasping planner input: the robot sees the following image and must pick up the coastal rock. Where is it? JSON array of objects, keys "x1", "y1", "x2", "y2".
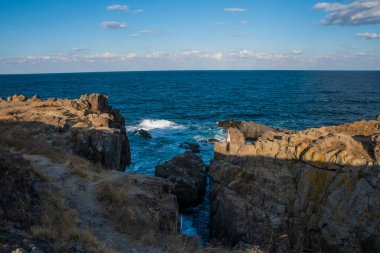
[
  {"x1": 155, "y1": 152, "x2": 207, "y2": 208},
  {"x1": 217, "y1": 119, "x2": 292, "y2": 140},
  {"x1": 133, "y1": 129, "x2": 153, "y2": 139},
  {"x1": 179, "y1": 142, "x2": 200, "y2": 153},
  {"x1": 7, "y1": 94, "x2": 28, "y2": 102},
  {"x1": 0, "y1": 94, "x2": 130, "y2": 170},
  {"x1": 208, "y1": 138, "x2": 221, "y2": 143},
  {"x1": 0, "y1": 97, "x2": 6, "y2": 103},
  {"x1": 210, "y1": 118, "x2": 380, "y2": 252},
  {"x1": 217, "y1": 119, "x2": 241, "y2": 128},
  {"x1": 28, "y1": 95, "x2": 42, "y2": 102}
]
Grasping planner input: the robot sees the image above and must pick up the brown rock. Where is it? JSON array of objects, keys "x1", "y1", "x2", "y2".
[
  {"x1": 0, "y1": 94, "x2": 131, "y2": 170},
  {"x1": 7, "y1": 94, "x2": 28, "y2": 102},
  {"x1": 155, "y1": 152, "x2": 207, "y2": 208},
  {"x1": 210, "y1": 119, "x2": 380, "y2": 252},
  {"x1": 28, "y1": 94, "x2": 42, "y2": 102}
]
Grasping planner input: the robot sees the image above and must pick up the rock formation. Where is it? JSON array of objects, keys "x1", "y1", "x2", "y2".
[
  {"x1": 0, "y1": 94, "x2": 184, "y2": 253},
  {"x1": 155, "y1": 152, "x2": 207, "y2": 209},
  {"x1": 133, "y1": 129, "x2": 153, "y2": 139},
  {"x1": 218, "y1": 119, "x2": 294, "y2": 140},
  {"x1": 179, "y1": 142, "x2": 201, "y2": 153},
  {"x1": 0, "y1": 93, "x2": 130, "y2": 170},
  {"x1": 211, "y1": 117, "x2": 380, "y2": 252}
]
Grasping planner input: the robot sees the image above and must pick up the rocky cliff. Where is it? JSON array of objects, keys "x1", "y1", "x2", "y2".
[
  {"x1": 0, "y1": 94, "x2": 184, "y2": 253},
  {"x1": 211, "y1": 117, "x2": 380, "y2": 252},
  {"x1": 0, "y1": 94, "x2": 130, "y2": 170}
]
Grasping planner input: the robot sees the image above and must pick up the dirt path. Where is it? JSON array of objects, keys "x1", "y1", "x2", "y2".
[{"x1": 25, "y1": 154, "x2": 163, "y2": 253}]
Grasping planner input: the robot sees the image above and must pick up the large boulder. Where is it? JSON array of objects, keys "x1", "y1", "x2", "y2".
[
  {"x1": 155, "y1": 152, "x2": 207, "y2": 209},
  {"x1": 210, "y1": 118, "x2": 380, "y2": 252}
]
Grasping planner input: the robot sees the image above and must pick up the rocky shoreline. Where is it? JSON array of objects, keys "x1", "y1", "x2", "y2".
[
  {"x1": 1, "y1": 93, "x2": 379, "y2": 253},
  {"x1": 211, "y1": 117, "x2": 380, "y2": 252}
]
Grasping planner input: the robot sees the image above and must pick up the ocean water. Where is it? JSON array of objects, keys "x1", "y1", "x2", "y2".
[{"x1": 1, "y1": 70, "x2": 380, "y2": 242}]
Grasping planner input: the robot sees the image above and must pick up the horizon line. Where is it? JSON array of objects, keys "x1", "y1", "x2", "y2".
[{"x1": 1, "y1": 69, "x2": 380, "y2": 76}]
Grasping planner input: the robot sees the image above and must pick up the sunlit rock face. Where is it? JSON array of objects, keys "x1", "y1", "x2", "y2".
[
  {"x1": 0, "y1": 93, "x2": 131, "y2": 170},
  {"x1": 210, "y1": 117, "x2": 380, "y2": 253}
]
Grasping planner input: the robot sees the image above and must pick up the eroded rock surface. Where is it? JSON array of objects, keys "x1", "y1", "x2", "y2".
[
  {"x1": 218, "y1": 120, "x2": 293, "y2": 140},
  {"x1": 0, "y1": 94, "x2": 130, "y2": 170},
  {"x1": 155, "y1": 152, "x2": 207, "y2": 208},
  {"x1": 211, "y1": 117, "x2": 380, "y2": 252}
]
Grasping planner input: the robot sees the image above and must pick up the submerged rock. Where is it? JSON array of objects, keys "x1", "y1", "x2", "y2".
[
  {"x1": 208, "y1": 138, "x2": 221, "y2": 143},
  {"x1": 179, "y1": 142, "x2": 200, "y2": 153},
  {"x1": 133, "y1": 129, "x2": 153, "y2": 139},
  {"x1": 210, "y1": 117, "x2": 380, "y2": 252},
  {"x1": 155, "y1": 152, "x2": 207, "y2": 209}
]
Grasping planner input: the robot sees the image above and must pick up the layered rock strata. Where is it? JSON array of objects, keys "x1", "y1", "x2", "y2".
[{"x1": 211, "y1": 117, "x2": 380, "y2": 252}]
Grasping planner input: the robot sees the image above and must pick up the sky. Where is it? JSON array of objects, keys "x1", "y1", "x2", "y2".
[{"x1": 0, "y1": 0, "x2": 380, "y2": 74}]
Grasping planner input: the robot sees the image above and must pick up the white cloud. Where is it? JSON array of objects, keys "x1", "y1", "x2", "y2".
[
  {"x1": 106, "y1": 4, "x2": 143, "y2": 13},
  {"x1": 355, "y1": 32, "x2": 380, "y2": 38},
  {"x1": 182, "y1": 50, "x2": 223, "y2": 60},
  {"x1": 100, "y1": 21, "x2": 127, "y2": 29},
  {"x1": 72, "y1": 48, "x2": 87, "y2": 52},
  {"x1": 228, "y1": 49, "x2": 255, "y2": 58},
  {"x1": 291, "y1": 50, "x2": 303, "y2": 55},
  {"x1": 224, "y1": 8, "x2": 246, "y2": 12},
  {"x1": 314, "y1": 0, "x2": 380, "y2": 25},
  {"x1": 107, "y1": 4, "x2": 129, "y2": 11},
  {"x1": 240, "y1": 20, "x2": 248, "y2": 25},
  {"x1": 130, "y1": 30, "x2": 160, "y2": 37}
]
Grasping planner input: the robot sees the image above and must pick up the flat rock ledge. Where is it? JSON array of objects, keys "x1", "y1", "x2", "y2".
[
  {"x1": 211, "y1": 116, "x2": 380, "y2": 253},
  {"x1": 0, "y1": 93, "x2": 130, "y2": 170}
]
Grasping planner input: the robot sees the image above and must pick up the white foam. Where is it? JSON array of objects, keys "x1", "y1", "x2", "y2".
[{"x1": 127, "y1": 119, "x2": 186, "y2": 131}]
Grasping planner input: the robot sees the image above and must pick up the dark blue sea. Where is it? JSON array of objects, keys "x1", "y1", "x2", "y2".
[{"x1": 1, "y1": 70, "x2": 380, "y2": 242}]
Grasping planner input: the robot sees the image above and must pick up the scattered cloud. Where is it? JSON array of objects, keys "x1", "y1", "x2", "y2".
[
  {"x1": 240, "y1": 20, "x2": 248, "y2": 25},
  {"x1": 224, "y1": 8, "x2": 246, "y2": 12},
  {"x1": 100, "y1": 21, "x2": 127, "y2": 29},
  {"x1": 291, "y1": 50, "x2": 303, "y2": 55},
  {"x1": 314, "y1": 0, "x2": 380, "y2": 25},
  {"x1": 130, "y1": 30, "x2": 160, "y2": 37},
  {"x1": 106, "y1": 4, "x2": 143, "y2": 13},
  {"x1": 71, "y1": 48, "x2": 87, "y2": 52},
  {"x1": 355, "y1": 32, "x2": 380, "y2": 38},
  {"x1": 182, "y1": 50, "x2": 223, "y2": 60},
  {"x1": 106, "y1": 4, "x2": 129, "y2": 11}
]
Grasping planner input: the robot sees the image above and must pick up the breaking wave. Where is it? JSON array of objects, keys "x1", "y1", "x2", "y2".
[{"x1": 127, "y1": 119, "x2": 186, "y2": 131}]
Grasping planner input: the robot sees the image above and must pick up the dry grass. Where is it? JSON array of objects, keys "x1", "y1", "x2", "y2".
[
  {"x1": 0, "y1": 125, "x2": 103, "y2": 181},
  {"x1": 31, "y1": 189, "x2": 116, "y2": 253}
]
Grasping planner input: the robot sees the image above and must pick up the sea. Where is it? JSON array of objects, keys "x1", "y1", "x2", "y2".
[{"x1": 1, "y1": 70, "x2": 380, "y2": 243}]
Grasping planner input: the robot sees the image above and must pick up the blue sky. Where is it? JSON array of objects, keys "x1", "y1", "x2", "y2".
[{"x1": 0, "y1": 0, "x2": 380, "y2": 73}]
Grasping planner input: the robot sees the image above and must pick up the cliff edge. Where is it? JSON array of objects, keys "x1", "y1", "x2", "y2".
[
  {"x1": 0, "y1": 94, "x2": 130, "y2": 170},
  {"x1": 211, "y1": 117, "x2": 380, "y2": 252}
]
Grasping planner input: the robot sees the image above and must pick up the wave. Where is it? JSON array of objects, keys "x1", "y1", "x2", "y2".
[{"x1": 127, "y1": 119, "x2": 186, "y2": 131}]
